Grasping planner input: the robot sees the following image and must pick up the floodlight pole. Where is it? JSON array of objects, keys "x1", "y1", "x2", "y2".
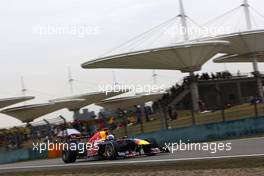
[
  {"x1": 243, "y1": 0, "x2": 264, "y2": 99},
  {"x1": 112, "y1": 71, "x2": 118, "y2": 85},
  {"x1": 152, "y1": 70, "x2": 157, "y2": 85},
  {"x1": 21, "y1": 76, "x2": 27, "y2": 96},
  {"x1": 68, "y1": 67, "x2": 74, "y2": 95}
]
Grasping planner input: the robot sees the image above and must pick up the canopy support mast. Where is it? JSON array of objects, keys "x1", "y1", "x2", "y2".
[
  {"x1": 179, "y1": 0, "x2": 189, "y2": 41},
  {"x1": 179, "y1": 0, "x2": 199, "y2": 112},
  {"x1": 243, "y1": 0, "x2": 263, "y2": 99}
]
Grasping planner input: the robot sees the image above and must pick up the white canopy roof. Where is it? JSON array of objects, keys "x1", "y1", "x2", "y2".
[
  {"x1": 81, "y1": 41, "x2": 230, "y2": 72},
  {"x1": 1, "y1": 91, "x2": 125, "y2": 123},
  {"x1": 51, "y1": 91, "x2": 125, "y2": 111},
  {"x1": 96, "y1": 92, "x2": 164, "y2": 111},
  {"x1": 0, "y1": 96, "x2": 34, "y2": 109},
  {"x1": 0, "y1": 99, "x2": 84, "y2": 123},
  {"x1": 213, "y1": 53, "x2": 264, "y2": 63},
  {"x1": 201, "y1": 30, "x2": 264, "y2": 55}
]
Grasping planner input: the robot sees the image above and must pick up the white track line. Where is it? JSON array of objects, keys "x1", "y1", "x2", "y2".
[{"x1": 1, "y1": 153, "x2": 264, "y2": 171}]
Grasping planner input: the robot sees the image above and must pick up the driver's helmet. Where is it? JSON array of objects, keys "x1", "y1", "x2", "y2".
[{"x1": 107, "y1": 134, "x2": 115, "y2": 140}]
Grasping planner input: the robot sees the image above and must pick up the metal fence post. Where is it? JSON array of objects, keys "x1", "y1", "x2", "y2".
[
  {"x1": 162, "y1": 105, "x2": 169, "y2": 130},
  {"x1": 157, "y1": 100, "x2": 168, "y2": 130},
  {"x1": 124, "y1": 114, "x2": 128, "y2": 137},
  {"x1": 59, "y1": 115, "x2": 67, "y2": 141},
  {"x1": 254, "y1": 103, "x2": 259, "y2": 118},
  {"x1": 191, "y1": 109, "x2": 196, "y2": 125},
  {"x1": 43, "y1": 119, "x2": 51, "y2": 139},
  {"x1": 221, "y1": 107, "x2": 226, "y2": 122},
  {"x1": 59, "y1": 115, "x2": 67, "y2": 129},
  {"x1": 158, "y1": 109, "x2": 164, "y2": 130},
  {"x1": 216, "y1": 84, "x2": 225, "y2": 122},
  {"x1": 118, "y1": 109, "x2": 128, "y2": 137},
  {"x1": 140, "y1": 105, "x2": 144, "y2": 133}
]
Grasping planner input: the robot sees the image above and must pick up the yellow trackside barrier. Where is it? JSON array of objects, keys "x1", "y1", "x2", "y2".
[{"x1": 48, "y1": 143, "x2": 63, "y2": 158}]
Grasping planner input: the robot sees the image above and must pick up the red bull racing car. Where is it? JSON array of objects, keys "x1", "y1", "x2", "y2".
[{"x1": 62, "y1": 129, "x2": 163, "y2": 163}]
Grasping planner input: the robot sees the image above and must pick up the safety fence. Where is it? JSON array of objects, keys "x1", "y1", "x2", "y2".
[
  {"x1": 134, "y1": 115, "x2": 264, "y2": 147},
  {"x1": 1, "y1": 112, "x2": 264, "y2": 164},
  {"x1": 0, "y1": 148, "x2": 48, "y2": 164},
  {"x1": 113, "y1": 103, "x2": 264, "y2": 138}
]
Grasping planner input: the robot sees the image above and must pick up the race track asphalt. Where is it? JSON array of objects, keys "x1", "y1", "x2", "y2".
[{"x1": 0, "y1": 137, "x2": 264, "y2": 173}]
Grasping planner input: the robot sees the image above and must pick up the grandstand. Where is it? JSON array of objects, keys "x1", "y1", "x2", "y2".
[{"x1": 168, "y1": 71, "x2": 264, "y2": 110}]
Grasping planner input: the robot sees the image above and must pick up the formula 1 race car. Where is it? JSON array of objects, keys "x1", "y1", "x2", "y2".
[{"x1": 62, "y1": 129, "x2": 162, "y2": 163}]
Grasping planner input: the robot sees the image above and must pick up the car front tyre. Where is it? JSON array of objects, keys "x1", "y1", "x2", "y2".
[{"x1": 62, "y1": 149, "x2": 77, "y2": 163}]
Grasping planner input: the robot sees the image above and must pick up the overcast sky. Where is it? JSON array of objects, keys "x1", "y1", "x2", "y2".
[{"x1": 0, "y1": 0, "x2": 263, "y2": 128}]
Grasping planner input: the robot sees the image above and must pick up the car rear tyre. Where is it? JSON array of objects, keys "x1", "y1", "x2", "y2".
[
  {"x1": 143, "y1": 138, "x2": 159, "y2": 156},
  {"x1": 142, "y1": 145, "x2": 155, "y2": 156},
  {"x1": 105, "y1": 142, "x2": 117, "y2": 160}
]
